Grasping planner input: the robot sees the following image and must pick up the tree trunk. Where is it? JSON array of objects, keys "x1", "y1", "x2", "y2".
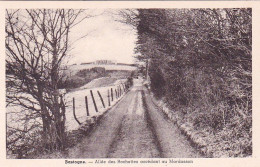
[{"x1": 50, "y1": 42, "x2": 66, "y2": 150}]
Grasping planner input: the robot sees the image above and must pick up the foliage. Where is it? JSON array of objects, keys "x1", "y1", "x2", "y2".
[{"x1": 135, "y1": 8, "x2": 252, "y2": 157}]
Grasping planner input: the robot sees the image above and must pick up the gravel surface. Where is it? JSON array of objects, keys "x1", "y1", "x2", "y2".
[
  {"x1": 65, "y1": 79, "x2": 203, "y2": 158},
  {"x1": 143, "y1": 88, "x2": 203, "y2": 158},
  {"x1": 108, "y1": 90, "x2": 160, "y2": 158}
]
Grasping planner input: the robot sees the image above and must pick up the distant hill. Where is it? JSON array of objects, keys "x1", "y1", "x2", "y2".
[
  {"x1": 79, "y1": 60, "x2": 137, "y2": 66},
  {"x1": 66, "y1": 63, "x2": 137, "y2": 76},
  {"x1": 60, "y1": 63, "x2": 137, "y2": 91}
]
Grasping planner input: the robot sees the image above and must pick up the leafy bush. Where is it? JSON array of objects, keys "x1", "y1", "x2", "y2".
[{"x1": 135, "y1": 8, "x2": 252, "y2": 157}]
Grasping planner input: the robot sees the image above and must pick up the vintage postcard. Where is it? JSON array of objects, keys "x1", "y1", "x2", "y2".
[{"x1": 0, "y1": 1, "x2": 259, "y2": 167}]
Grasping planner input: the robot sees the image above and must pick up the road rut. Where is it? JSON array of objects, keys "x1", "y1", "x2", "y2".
[{"x1": 66, "y1": 80, "x2": 203, "y2": 158}]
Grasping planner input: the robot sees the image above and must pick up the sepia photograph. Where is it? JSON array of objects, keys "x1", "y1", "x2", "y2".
[{"x1": 4, "y1": 5, "x2": 253, "y2": 162}]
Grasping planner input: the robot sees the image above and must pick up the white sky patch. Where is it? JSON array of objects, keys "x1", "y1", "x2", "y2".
[{"x1": 69, "y1": 9, "x2": 138, "y2": 65}]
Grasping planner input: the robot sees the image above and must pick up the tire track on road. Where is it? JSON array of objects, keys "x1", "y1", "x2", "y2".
[
  {"x1": 142, "y1": 88, "x2": 203, "y2": 158},
  {"x1": 108, "y1": 89, "x2": 160, "y2": 158},
  {"x1": 66, "y1": 79, "x2": 202, "y2": 158},
  {"x1": 66, "y1": 90, "x2": 136, "y2": 158},
  {"x1": 141, "y1": 90, "x2": 163, "y2": 158}
]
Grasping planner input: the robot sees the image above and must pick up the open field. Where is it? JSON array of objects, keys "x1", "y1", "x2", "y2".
[
  {"x1": 79, "y1": 77, "x2": 118, "y2": 89},
  {"x1": 7, "y1": 78, "x2": 128, "y2": 132},
  {"x1": 64, "y1": 78, "x2": 127, "y2": 131},
  {"x1": 6, "y1": 71, "x2": 130, "y2": 158}
]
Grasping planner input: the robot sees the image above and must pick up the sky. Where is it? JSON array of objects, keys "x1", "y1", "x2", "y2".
[{"x1": 69, "y1": 9, "x2": 138, "y2": 65}]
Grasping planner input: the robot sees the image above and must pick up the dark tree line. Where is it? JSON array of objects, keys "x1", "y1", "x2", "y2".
[{"x1": 134, "y1": 9, "x2": 251, "y2": 156}]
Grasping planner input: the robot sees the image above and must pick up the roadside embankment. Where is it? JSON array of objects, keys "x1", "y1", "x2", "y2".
[{"x1": 147, "y1": 89, "x2": 251, "y2": 158}]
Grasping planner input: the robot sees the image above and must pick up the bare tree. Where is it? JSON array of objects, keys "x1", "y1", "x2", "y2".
[
  {"x1": 112, "y1": 9, "x2": 139, "y2": 27},
  {"x1": 6, "y1": 9, "x2": 91, "y2": 155}
]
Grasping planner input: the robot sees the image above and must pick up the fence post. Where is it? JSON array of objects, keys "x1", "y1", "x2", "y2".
[
  {"x1": 117, "y1": 86, "x2": 119, "y2": 97},
  {"x1": 73, "y1": 97, "x2": 81, "y2": 125},
  {"x1": 97, "y1": 90, "x2": 105, "y2": 108},
  {"x1": 126, "y1": 82, "x2": 129, "y2": 90},
  {"x1": 85, "y1": 96, "x2": 90, "y2": 116},
  {"x1": 90, "y1": 90, "x2": 99, "y2": 112},
  {"x1": 111, "y1": 88, "x2": 113, "y2": 101},
  {"x1": 122, "y1": 83, "x2": 125, "y2": 92},
  {"x1": 115, "y1": 89, "x2": 118, "y2": 99},
  {"x1": 108, "y1": 89, "x2": 111, "y2": 106}
]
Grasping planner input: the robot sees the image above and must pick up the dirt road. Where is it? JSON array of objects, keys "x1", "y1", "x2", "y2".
[{"x1": 66, "y1": 79, "x2": 203, "y2": 158}]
